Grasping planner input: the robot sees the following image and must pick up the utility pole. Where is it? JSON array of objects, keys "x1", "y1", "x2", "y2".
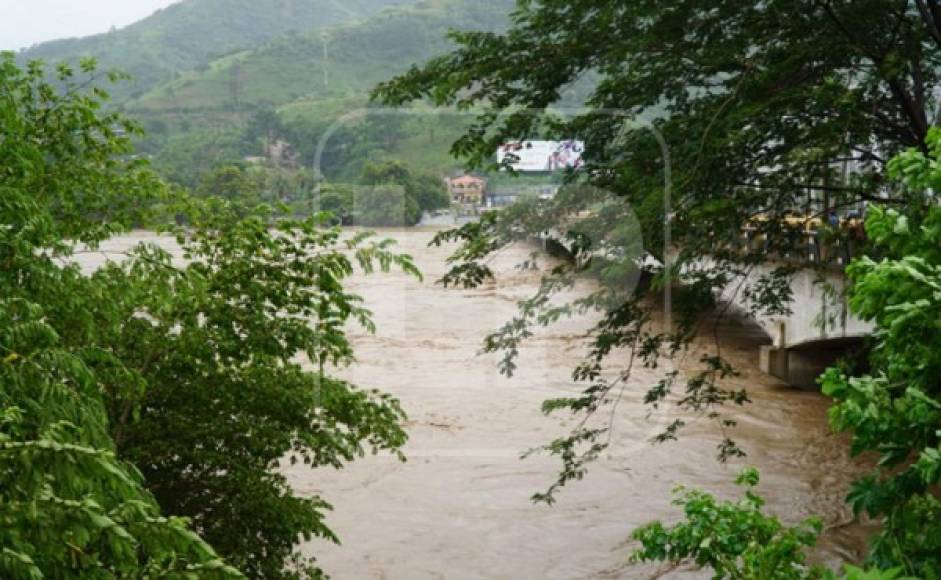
[
  {"x1": 321, "y1": 33, "x2": 330, "y2": 88},
  {"x1": 230, "y1": 63, "x2": 242, "y2": 106}
]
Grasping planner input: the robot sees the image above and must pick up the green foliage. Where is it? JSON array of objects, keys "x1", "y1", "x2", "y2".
[
  {"x1": 630, "y1": 470, "x2": 916, "y2": 580},
  {"x1": 352, "y1": 184, "x2": 422, "y2": 227},
  {"x1": 94, "y1": 204, "x2": 419, "y2": 577},
  {"x1": 357, "y1": 160, "x2": 450, "y2": 225},
  {"x1": 373, "y1": 0, "x2": 941, "y2": 508},
  {"x1": 190, "y1": 159, "x2": 448, "y2": 227},
  {"x1": 130, "y1": 0, "x2": 512, "y2": 111},
  {"x1": 196, "y1": 163, "x2": 270, "y2": 205},
  {"x1": 125, "y1": 0, "x2": 511, "y2": 185},
  {"x1": 820, "y1": 129, "x2": 941, "y2": 578},
  {"x1": 375, "y1": 2, "x2": 941, "y2": 575},
  {"x1": 375, "y1": 0, "x2": 941, "y2": 453},
  {"x1": 631, "y1": 469, "x2": 827, "y2": 579},
  {"x1": 2, "y1": 54, "x2": 420, "y2": 578},
  {"x1": 146, "y1": 118, "x2": 256, "y2": 187},
  {"x1": 278, "y1": 103, "x2": 473, "y2": 182},
  {"x1": 428, "y1": 182, "x2": 753, "y2": 502},
  {"x1": 246, "y1": 106, "x2": 284, "y2": 156},
  {"x1": 17, "y1": 0, "x2": 403, "y2": 102},
  {"x1": 840, "y1": 567, "x2": 916, "y2": 580},
  {"x1": 0, "y1": 51, "x2": 240, "y2": 578},
  {"x1": 22, "y1": 0, "x2": 504, "y2": 187}
]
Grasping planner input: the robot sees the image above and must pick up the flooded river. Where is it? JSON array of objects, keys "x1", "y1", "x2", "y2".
[
  {"x1": 286, "y1": 228, "x2": 873, "y2": 579},
  {"x1": 86, "y1": 229, "x2": 873, "y2": 579}
]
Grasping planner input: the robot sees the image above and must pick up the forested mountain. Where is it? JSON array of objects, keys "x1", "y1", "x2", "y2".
[{"x1": 17, "y1": 0, "x2": 406, "y2": 101}]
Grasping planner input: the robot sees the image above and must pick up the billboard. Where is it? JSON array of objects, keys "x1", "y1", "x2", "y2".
[{"x1": 497, "y1": 140, "x2": 584, "y2": 172}]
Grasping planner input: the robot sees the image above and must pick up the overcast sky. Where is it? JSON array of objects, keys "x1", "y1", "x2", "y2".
[{"x1": 0, "y1": 0, "x2": 181, "y2": 51}]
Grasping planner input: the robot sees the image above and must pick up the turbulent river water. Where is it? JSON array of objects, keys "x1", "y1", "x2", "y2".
[{"x1": 86, "y1": 229, "x2": 874, "y2": 579}]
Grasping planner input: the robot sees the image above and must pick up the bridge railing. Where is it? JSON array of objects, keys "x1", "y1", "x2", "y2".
[{"x1": 737, "y1": 216, "x2": 866, "y2": 267}]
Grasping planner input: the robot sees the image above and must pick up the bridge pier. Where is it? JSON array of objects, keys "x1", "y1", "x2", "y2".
[
  {"x1": 760, "y1": 346, "x2": 830, "y2": 390},
  {"x1": 717, "y1": 266, "x2": 873, "y2": 390},
  {"x1": 759, "y1": 343, "x2": 861, "y2": 391},
  {"x1": 759, "y1": 346, "x2": 790, "y2": 384}
]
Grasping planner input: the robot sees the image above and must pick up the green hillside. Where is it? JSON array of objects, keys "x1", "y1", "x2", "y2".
[
  {"x1": 129, "y1": 0, "x2": 511, "y2": 111},
  {"x1": 18, "y1": 0, "x2": 515, "y2": 185},
  {"x1": 126, "y1": 0, "x2": 513, "y2": 183},
  {"x1": 18, "y1": 0, "x2": 406, "y2": 101}
]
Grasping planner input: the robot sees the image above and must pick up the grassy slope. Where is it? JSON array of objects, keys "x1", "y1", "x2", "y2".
[
  {"x1": 128, "y1": 0, "x2": 513, "y2": 178},
  {"x1": 18, "y1": 0, "x2": 578, "y2": 181},
  {"x1": 19, "y1": 0, "x2": 406, "y2": 101},
  {"x1": 129, "y1": 0, "x2": 512, "y2": 111}
]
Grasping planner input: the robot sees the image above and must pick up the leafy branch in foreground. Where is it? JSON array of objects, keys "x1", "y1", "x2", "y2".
[
  {"x1": 377, "y1": 0, "x2": 941, "y2": 484},
  {"x1": 820, "y1": 130, "x2": 941, "y2": 577},
  {"x1": 0, "y1": 306, "x2": 242, "y2": 579},
  {"x1": 629, "y1": 469, "x2": 913, "y2": 580},
  {"x1": 2, "y1": 53, "x2": 422, "y2": 578},
  {"x1": 631, "y1": 468, "x2": 827, "y2": 579},
  {"x1": 1, "y1": 52, "x2": 241, "y2": 578},
  {"x1": 93, "y1": 202, "x2": 420, "y2": 578},
  {"x1": 431, "y1": 184, "x2": 752, "y2": 506}
]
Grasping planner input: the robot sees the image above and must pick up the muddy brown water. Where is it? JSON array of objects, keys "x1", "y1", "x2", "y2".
[{"x1": 81, "y1": 230, "x2": 874, "y2": 579}]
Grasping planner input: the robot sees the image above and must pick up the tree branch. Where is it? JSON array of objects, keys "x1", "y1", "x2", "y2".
[{"x1": 916, "y1": 0, "x2": 941, "y2": 49}]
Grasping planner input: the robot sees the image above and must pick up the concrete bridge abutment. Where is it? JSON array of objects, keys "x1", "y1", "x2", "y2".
[
  {"x1": 759, "y1": 344, "x2": 858, "y2": 390},
  {"x1": 730, "y1": 267, "x2": 872, "y2": 390}
]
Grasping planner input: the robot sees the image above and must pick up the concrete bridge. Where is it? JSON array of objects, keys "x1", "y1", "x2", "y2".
[
  {"x1": 537, "y1": 225, "x2": 874, "y2": 390},
  {"x1": 719, "y1": 264, "x2": 873, "y2": 389}
]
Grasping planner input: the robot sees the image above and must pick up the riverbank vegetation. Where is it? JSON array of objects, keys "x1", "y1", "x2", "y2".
[
  {"x1": 625, "y1": 138, "x2": 941, "y2": 577},
  {"x1": 0, "y1": 54, "x2": 419, "y2": 578},
  {"x1": 191, "y1": 159, "x2": 449, "y2": 225},
  {"x1": 819, "y1": 139, "x2": 941, "y2": 575}
]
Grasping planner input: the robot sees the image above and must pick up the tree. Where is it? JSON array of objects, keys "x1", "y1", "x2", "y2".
[
  {"x1": 1, "y1": 53, "x2": 422, "y2": 578},
  {"x1": 820, "y1": 130, "x2": 941, "y2": 576},
  {"x1": 408, "y1": 171, "x2": 452, "y2": 212},
  {"x1": 630, "y1": 469, "x2": 912, "y2": 580},
  {"x1": 196, "y1": 163, "x2": 268, "y2": 206},
  {"x1": 96, "y1": 203, "x2": 419, "y2": 578},
  {"x1": 151, "y1": 125, "x2": 251, "y2": 188},
  {"x1": 631, "y1": 469, "x2": 827, "y2": 579},
  {"x1": 313, "y1": 183, "x2": 356, "y2": 224},
  {"x1": 359, "y1": 161, "x2": 450, "y2": 224},
  {"x1": 247, "y1": 106, "x2": 284, "y2": 159},
  {"x1": 0, "y1": 52, "x2": 240, "y2": 578},
  {"x1": 352, "y1": 183, "x2": 422, "y2": 226},
  {"x1": 373, "y1": 0, "x2": 941, "y2": 482}
]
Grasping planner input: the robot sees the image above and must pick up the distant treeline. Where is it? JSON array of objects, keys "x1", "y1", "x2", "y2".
[{"x1": 194, "y1": 159, "x2": 450, "y2": 226}]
